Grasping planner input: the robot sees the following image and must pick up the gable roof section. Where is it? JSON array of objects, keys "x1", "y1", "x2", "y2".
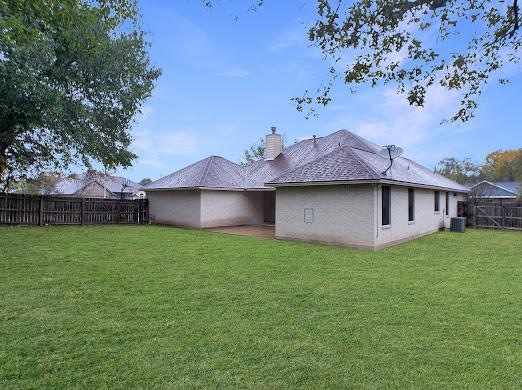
[
  {"x1": 266, "y1": 146, "x2": 380, "y2": 184},
  {"x1": 469, "y1": 181, "x2": 520, "y2": 197},
  {"x1": 145, "y1": 129, "x2": 469, "y2": 192},
  {"x1": 490, "y1": 181, "x2": 520, "y2": 194}
]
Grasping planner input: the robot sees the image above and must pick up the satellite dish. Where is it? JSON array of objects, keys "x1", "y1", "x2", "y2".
[
  {"x1": 378, "y1": 145, "x2": 403, "y2": 160},
  {"x1": 378, "y1": 145, "x2": 403, "y2": 175}
]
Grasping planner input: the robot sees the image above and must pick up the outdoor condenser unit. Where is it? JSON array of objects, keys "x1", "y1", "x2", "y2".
[{"x1": 450, "y1": 217, "x2": 466, "y2": 233}]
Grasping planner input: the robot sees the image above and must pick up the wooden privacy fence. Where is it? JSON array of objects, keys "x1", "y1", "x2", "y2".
[
  {"x1": 467, "y1": 202, "x2": 522, "y2": 231},
  {"x1": 0, "y1": 193, "x2": 148, "y2": 226}
]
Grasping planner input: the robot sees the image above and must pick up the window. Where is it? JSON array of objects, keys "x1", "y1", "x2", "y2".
[
  {"x1": 445, "y1": 192, "x2": 449, "y2": 216},
  {"x1": 382, "y1": 186, "x2": 391, "y2": 226},
  {"x1": 408, "y1": 188, "x2": 415, "y2": 222},
  {"x1": 434, "y1": 191, "x2": 440, "y2": 212}
]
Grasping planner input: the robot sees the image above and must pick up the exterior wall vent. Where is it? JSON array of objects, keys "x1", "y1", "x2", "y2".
[{"x1": 304, "y1": 208, "x2": 314, "y2": 224}]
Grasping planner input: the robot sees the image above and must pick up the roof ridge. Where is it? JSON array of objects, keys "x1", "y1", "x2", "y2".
[
  {"x1": 348, "y1": 131, "x2": 381, "y2": 151},
  {"x1": 491, "y1": 182, "x2": 518, "y2": 194},
  {"x1": 198, "y1": 156, "x2": 214, "y2": 187},
  {"x1": 472, "y1": 180, "x2": 517, "y2": 194},
  {"x1": 268, "y1": 145, "x2": 378, "y2": 184},
  {"x1": 345, "y1": 146, "x2": 380, "y2": 178}
]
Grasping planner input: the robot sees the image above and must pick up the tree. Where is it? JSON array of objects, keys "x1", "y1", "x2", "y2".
[
  {"x1": 435, "y1": 156, "x2": 481, "y2": 184},
  {"x1": 295, "y1": 0, "x2": 521, "y2": 122},
  {"x1": 139, "y1": 178, "x2": 152, "y2": 186},
  {"x1": 481, "y1": 148, "x2": 522, "y2": 181},
  {"x1": 204, "y1": 1, "x2": 521, "y2": 122},
  {"x1": 0, "y1": 0, "x2": 161, "y2": 189},
  {"x1": 21, "y1": 172, "x2": 62, "y2": 194},
  {"x1": 241, "y1": 137, "x2": 265, "y2": 165}
]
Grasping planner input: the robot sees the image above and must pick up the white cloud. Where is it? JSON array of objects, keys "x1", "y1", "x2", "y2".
[
  {"x1": 139, "y1": 106, "x2": 153, "y2": 121},
  {"x1": 327, "y1": 104, "x2": 348, "y2": 112},
  {"x1": 159, "y1": 132, "x2": 197, "y2": 155},
  {"x1": 139, "y1": 158, "x2": 167, "y2": 170},
  {"x1": 268, "y1": 28, "x2": 306, "y2": 52},
  {"x1": 132, "y1": 129, "x2": 197, "y2": 157},
  {"x1": 321, "y1": 84, "x2": 467, "y2": 166},
  {"x1": 216, "y1": 68, "x2": 251, "y2": 78},
  {"x1": 214, "y1": 124, "x2": 238, "y2": 136},
  {"x1": 167, "y1": 15, "x2": 212, "y2": 64},
  {"x1": 353, "y1": 85, "x2": 460, "y2": 149}
]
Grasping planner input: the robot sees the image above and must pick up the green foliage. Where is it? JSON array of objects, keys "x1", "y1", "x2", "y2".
[
  {"x1": 241, "y1": 137, "x2": 265, "y2": 165},
  {"x1": 0, "y1": 0, "x2": 161, "y2": 187},
  {"x1": 436, "y1": 148, "x2": 522, "y2": 183},
  {"x1": 20, "y1": 171, "x2": 62, "y2": 194},
  {"x1": 139, "y1": 178, "x2": 152, "y2": 186},
  {"x1": 435, "y1": 156, "x2": 482, "y2": 184},
  {"x1": 298, "y1": 0, "x2": 521, "y2": 121},
  {"x1": 203, "y1": 1, "x2": 520, "y2": 122},
  {"x1": 481, "y1": 148, "x2": 522, "y2": 181},
  {"x1": 241, "y1": 135, "x2": 287, "y2": 165},
  {"x1": 1, "y1": 226, "x2": 521, "y2": 387}
]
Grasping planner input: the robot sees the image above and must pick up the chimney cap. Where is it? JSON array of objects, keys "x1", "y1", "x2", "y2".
[{"x1": 271, "y1": 126, "x2": 277, "y2": 134}]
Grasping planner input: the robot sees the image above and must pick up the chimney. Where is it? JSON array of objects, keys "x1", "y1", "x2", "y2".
[{"x1": 265, "y1": 126, "x2": 283, "y2": 160}]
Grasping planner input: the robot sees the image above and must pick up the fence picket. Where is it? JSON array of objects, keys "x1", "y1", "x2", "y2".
[
  {"x1": 468, "y1": 199, "x2": 522, "y2": 230},
  {"x1": 0, "y1": 193, "x2": 148, "y2": 226}
]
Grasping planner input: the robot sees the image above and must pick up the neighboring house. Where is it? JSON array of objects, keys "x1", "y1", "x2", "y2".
[
  {"x1": 145, "y1": 129, "x2": 469, "y2": 249},
  {"x1": 469, "y1": 181, "x2": 520, "y2": 199},
  {"x1": 52, "y1": 173, "x2": 143, "y2": 199}
]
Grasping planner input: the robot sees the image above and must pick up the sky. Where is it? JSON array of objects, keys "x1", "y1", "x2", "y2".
[{"x1": 108, "y1": 0, "x2": 522, "y2": 183}]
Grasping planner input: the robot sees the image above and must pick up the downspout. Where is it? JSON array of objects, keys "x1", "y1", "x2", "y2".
[{"x1": 375, "y1": 184, "x2": 379, "y2": 240}]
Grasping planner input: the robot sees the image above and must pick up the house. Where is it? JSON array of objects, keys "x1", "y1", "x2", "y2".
[
  {"x1": 144, "y1": 128, "x2": 469, "y2": 249},
  {"x1": 53, "y1": 173, "x2": 144, "y2": 199},
  {"x1": 469, "y1": 181, "x2": 520, "y2": 199}
]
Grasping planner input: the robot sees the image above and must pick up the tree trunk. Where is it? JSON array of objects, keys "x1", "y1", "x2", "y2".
[{"x1": 0, "y1": 144, "x2": 8, "y2": 188}]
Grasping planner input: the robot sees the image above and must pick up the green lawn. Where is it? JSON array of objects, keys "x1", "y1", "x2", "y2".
[{"x1": 0, "y1": 226, "x2": 521, "y2": 389}]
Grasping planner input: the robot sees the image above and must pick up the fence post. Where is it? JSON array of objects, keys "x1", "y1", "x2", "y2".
[
  {"x1": 81, "y1": 198, "x2": 85, "y2": 226},
  {"x1": 39, "y1": 196, "x2": 44, "y2": 226}
]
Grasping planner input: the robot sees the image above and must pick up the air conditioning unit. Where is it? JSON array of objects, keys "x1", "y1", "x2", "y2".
[{"x1": 450, "y1": 217, "x2": 466, "y2": 233}]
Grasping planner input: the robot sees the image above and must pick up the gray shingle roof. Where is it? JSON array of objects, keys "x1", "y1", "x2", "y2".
[
  {"x1": 265, "y1": 146, "x2": 380, "y2": 183},
  {"x1": 145, "y1": 130, "x2": 469, "y2": 192},
  {"x1": 242, "y1": 129, "x2": 379, "y2": 189},
  {"x1": 145, "y1": 156, "x2": 246, "y2": 189},
  {"x1": 493, "y1": 181, "x2": 520, "y2": 194},
  {"x1": 469, "y1": 181, "x2": 520, "y2": 197}
]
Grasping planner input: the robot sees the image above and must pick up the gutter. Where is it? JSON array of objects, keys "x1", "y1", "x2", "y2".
[
  {"x1": 141, "y1": 186, "x2": 275, "y2": 192},
  {"x1": 265, "y1": 179, "x2": 470, "y2": 193}
]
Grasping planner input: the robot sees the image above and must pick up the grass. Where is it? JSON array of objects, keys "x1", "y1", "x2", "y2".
[{"x1": 0, "y1": 226, "x2": 521, "y2": 389}]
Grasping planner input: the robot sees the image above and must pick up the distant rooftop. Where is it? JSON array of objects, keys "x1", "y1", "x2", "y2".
[
  {"x1": 54, "y1": 173, "x2": 140, "y2": 195},
  {"x1": 469, "y1": 180, "x2": 520, "y2": 198}
]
